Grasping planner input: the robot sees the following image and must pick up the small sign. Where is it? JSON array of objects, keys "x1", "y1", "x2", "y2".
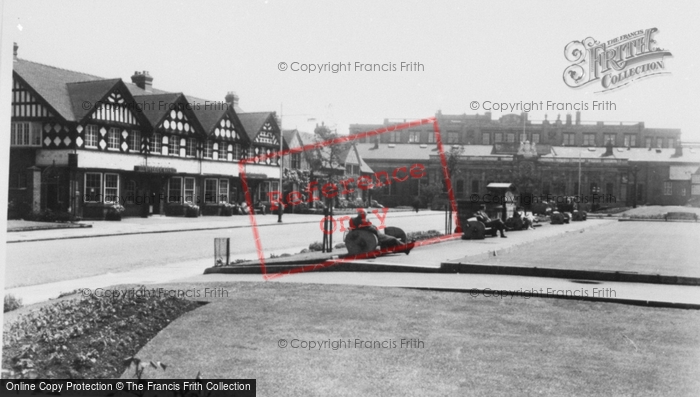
[{"x1": 134, "y1": 165, "x2": 177, "y2": 174}]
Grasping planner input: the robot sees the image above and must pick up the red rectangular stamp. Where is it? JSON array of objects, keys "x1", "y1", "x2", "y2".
[{"x1": 239, "y1": 116, "x2": 460, "y2": 280}]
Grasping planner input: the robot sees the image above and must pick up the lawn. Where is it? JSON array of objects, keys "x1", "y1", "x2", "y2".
[
  {"x1": 127, "y1": 281, "x2": 700, "y2": 396},
  {"x1": 470, "y1": 222, "x2": 700, "y2": 278}
]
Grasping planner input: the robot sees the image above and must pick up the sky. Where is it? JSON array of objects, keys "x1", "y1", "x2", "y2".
[{"x1": 1, "y1": 0, "x2": 699, "y2": 140}]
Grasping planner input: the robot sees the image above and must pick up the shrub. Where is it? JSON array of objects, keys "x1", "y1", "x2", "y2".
[
  {"x1": 4, "y1": 294, "x2": 23, "y2": 313},
  {"x1": 308, "y1": 241, "x2": 324, "y2": 251}
]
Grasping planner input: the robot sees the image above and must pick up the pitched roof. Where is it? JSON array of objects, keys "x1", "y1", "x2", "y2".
[
  {"x1": 13, "y1": 59, "x2": 105, "y2": 121},
  {"x1": 66, "y1": 79, "x2": 122, "y2": 121},
  {"x1": 238, "y1": 112, "x2": 275, "y2": 141},
  {"x1": 131, "y1": 92, "x2": 183, "y2": 127},
  {"x1": 185, "y1": 94, "x2": 229, "y2": 133}
]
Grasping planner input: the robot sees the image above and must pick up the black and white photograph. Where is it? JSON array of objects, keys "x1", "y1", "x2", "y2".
[{"x1": 1, "y1": 0, "x2": 699, "y2": 395}]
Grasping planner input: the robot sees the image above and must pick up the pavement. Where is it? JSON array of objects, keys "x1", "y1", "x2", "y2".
[{"x1": 5, "y1": 208, "x2": 424, "y2": 243}]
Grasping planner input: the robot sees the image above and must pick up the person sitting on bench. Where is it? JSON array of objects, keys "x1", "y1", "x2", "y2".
[
  {"x1": 475, "y1": 210, "x2": 507, "y2": 238},
  {"x1": 513, "y1": 207, "x2": 534, "y2": 230},
  {"x1": 349, "y1": 209, "x2": 412, "y2": 255}
]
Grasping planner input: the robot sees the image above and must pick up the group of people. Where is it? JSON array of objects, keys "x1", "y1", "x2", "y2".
[{"x1": 473, "y1": 207, "x2": 535, "y2": 238}]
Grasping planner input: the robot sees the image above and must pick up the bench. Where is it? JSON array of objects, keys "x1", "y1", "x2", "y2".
[{"x1": 344, "y1": 226, "x2": 409, "y2": 255}]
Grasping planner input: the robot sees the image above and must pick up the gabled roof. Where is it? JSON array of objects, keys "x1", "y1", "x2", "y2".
[
  {"x1": 186, "y1": 95, "x2": 228, "y2": 133},
  {"x1": 66, "y1": 78, "x2": 122, "y2": 121},
  {"x1": 13, "y1": 59, "x2": 105, "y2": 121},
  {"x1": 238, "y1": 112, "x2": 276, "y2": 141},
  {"x1": 131, "y1": 92, "x2": 183, "y2": 127}
]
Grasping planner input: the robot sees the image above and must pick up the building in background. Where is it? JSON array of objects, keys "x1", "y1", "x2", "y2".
[{"x1": 352, "y1": 112, "x2": 699, "y2": 208}]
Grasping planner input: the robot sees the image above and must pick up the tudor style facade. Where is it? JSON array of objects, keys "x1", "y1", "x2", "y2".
[{"x1": 8, "y1": 49, "x2": 282, "y2": 219}]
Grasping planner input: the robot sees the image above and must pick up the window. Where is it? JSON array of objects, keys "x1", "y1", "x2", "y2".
[
  {"x1": 184, "y1": 178, "x2": 195, "y2": 203},
  {"x1": 186, "y1": 138, "x2": 197, "y2": 157},
  {"x1": 291, "y1": 152, "x2": 301, "y2": 169},
  {"x1": 227, "y1": 144, "x2": 233, "y2": 161},
  {"x1": 84, "y1": 173, "x2": 102, "y2": 202},
  {"x1": 471, "y1": 180, "x2": 479, "y2": 194},
  {"x1": 428, "y1": 132, "x2": 436, "y2": 143},
  {"x1": 645, "y1": 137, "x2": 652, "y2": 148},
  {"x1": 506, "y1": 133, "x2": 515, "y2": 143},
  {"x1": 108, "y1": 128, "x2": 120, "y2": 150},
  {"x1": 447, "y1": 132, "x2": 459, "y2": 144},
  {"x1": 388, "y1": 131, "x2": 400, "y2": 143},
  {"x1": 232, "y1": 144, "x2": 241, "y2": 160},
  {"x1": 663, "y1": 182, "x2": 672, "y2": 196},
  {"x1": 563, "y1": 133, "x2": 575, "y2": 145},
  {"x1": 204, "y1": 140, "x2": 213, "y2": 158},
  {"x1": 531, "y1": 133, "x2": 540, "y2": 144},
  {"x1": 519, "y1": 133, "x2": 527, "y2": 142},
  {"x1": 494, "y1": 132, "x2": 503, "y2": 143},
  {"x1": 681, "y1": 187, "x2": 687, "y2": 196},
  {"x1": 656, "y1": 137, "x2": 663, "y2": 148},
  {"x1": 408, "y1": 131, "x2": 420, "y2": 143},
  {"x1": 219, "y1": 179, "x2": 229, "y2": 203},
  {"x1": 168, "y1": 177, "x2": 182, "y2": 203},
  {"x1": 205, "y1": 179, "x2": 218, "y2": 203},
  {"x1": 668, "y1": 138, "x2": 676, "y2": 149},
  {"x1": 456, "y1": 180, "x2": 464, "y2": 196},
  {"x1": 11, "y1": 122, "x2": 41, "y2": 147},
  {"x1": 624, "y1": 134, "x2": 637, "y2": 147},
  {"x1": 85, "y1": 125, "x2": 98, "y2": 148},
  {"x1": 583, "y1": 134, "x2": 596, "y2": 146},
  {"x1": 169, "y1": 136, "x2": 179, "y2": 156},
  {"x1": 219, "y1": 143, "x2": 226, "y2": 160},
  {"x1": 152, "y1": 133, "x2": 162, "y2": 154},
  {"x1": 10, "y1": 172, "x2": 27, "y2": 189},
  {"x1": 604, "y1": 133, "x2": 616, "y2": 145},
  {"x1": 125, "y1": 180, "x2": 136, "y2": 204},
  {"x1": 104, "y1": 173, "x2": 119, "y2": 202},
  {"x1": 482, "y1": 133, "x2": 490, "y2": 145},
  {"x1": 130, "y1": 130, "x2": 141, "y2": 152}
]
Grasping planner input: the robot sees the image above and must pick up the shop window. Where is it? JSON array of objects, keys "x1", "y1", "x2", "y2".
[
  {"x1": 184, "y1": 178, "x2": 196, "y2": 203},
  {"x1": 104, "y1": 174, "x2": 119, "y2": 203},
  {"x1": 84, "y1": 173, "x2": 102, "y2": 202},
  {"x1": 219, "y1": 179, "x2": 229, "y2": 203},
  {"x1": 168, "y1": 177, "x2": 182, "y2": 203},
  {"x1": 205, "y1": 179, "x2": 218, "y2": 203},
  {"x1": 125, "y1": 180, "x2": 136, "y2": 204}
]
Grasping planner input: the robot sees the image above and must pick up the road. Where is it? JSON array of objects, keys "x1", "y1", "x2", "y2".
[{"x1": 5, "y1": 211, "x2": 446, "y2": 289}]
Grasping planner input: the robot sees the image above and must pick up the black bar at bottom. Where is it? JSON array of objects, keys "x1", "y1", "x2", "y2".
[{"x1": 1, "y1": 379, "x2": 256, "y2": 396}]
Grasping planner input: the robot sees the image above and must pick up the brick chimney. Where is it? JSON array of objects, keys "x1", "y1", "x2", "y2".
[
  {"x1": 130, "y1": 71, "x2": 153, "y2": 92},
  {"x1": 566, "y1": 113, "x2": 572, "y2": 125},
  {"x1": 13, "y1": 42, "x2": 18, "y2": 61},
  {"x1": 575, "y1": 111, "x2": 581, "y2": 125},
  {"x1": 674, "y1": 141, "x2": 683, "y2": 157},
  {"x1": 225, "y1": 91, "x2": 240, "y2": 107}
]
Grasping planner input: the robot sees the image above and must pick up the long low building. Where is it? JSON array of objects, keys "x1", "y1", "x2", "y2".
[
  {"x1": 353, "y1": 118, "x2": 700, "y2": 209},
  {"x1": 8, "y1": 44, "x2": 282, "y2": 219}
]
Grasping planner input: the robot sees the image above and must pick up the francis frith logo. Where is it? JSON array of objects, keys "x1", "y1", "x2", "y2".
[{"x1": 563, "y1": 28, "x2": 672, "y2": 92}]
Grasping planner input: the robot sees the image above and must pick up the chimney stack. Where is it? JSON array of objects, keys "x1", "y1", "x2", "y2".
[
  {"x1": 566, "y1": 113, "x2": 572, "y2": 125},
  {"x1": 575, "y1": 111, "x2": 581, "y2": 125},
  {"x1": 224, "y1": 91, "x2": 240, "y2": 107},
  {"x1": 13, "y1": 42, "x2": 18, "y2": 61},
  {"x1": 130, "y1": 71, "x2": 153, "y2": 92},
  {"x1": 674, "y1": 142, "x2": 683, "y2": 157}
]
